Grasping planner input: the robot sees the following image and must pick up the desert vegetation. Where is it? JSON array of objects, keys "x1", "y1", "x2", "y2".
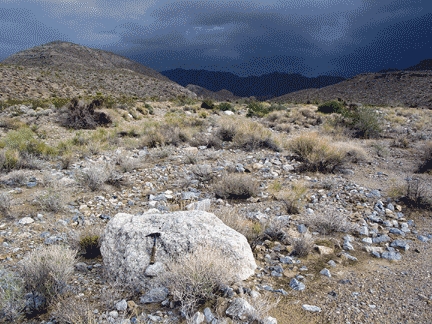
[{"x1": 0, "y1": 89, "x2": 431, "y2": 324}]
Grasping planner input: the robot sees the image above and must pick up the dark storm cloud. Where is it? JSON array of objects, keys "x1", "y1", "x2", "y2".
[
  {"x1": 1, "y1": 0, "x2": 431, "y2": 76},
  {"x1": 0, "y1": 7, "x2": 68, "y2": 60}
]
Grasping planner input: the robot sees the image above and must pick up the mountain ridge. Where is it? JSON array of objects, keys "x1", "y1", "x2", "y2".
[{"x1": 161, "y1": 68, "x2": 345, "y2": 100}]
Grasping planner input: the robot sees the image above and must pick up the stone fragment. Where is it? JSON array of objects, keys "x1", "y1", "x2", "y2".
[
  {"x1": 225, "y1": 298, "x2": 257, "y2": 321},
  {"x1": 140, "y1": 287, "x2": 169, "y2": 304},
  {"x1": 320, "y1": 268, "x2": 331, "y2": 277},
  {"x1": 289, "y1": 278, "x2": 305, "y2": 291},
  {"x1": 302, "y1": 305, "x2": 322, "y2": 312}
]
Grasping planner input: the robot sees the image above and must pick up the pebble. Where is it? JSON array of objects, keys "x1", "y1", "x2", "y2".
[
  {"x1": 18, "y1": 217, "x2": 34, "y2": 225},
  {"x1": 289, "y1": 278, "x2": 306, "y2": 291},
  {"x1": 302, "y1": 304, "x2": 322, "y2": 312},
  {"x1": 320, "y1": 268, "x2": 331, "y2": 277}
]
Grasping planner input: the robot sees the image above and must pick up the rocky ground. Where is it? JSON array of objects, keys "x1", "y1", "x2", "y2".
[{"x1": 0, "y1": 100, "x2": 431, "y2": 323}]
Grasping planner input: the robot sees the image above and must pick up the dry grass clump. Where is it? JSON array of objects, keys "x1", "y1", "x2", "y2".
[
  {"x1": 141, "y1": 124, "x2": 190, "y2": 148},
  {"x1": 77, "y1": 164, "x2": 113, "y2": 191},
  {"x1": 0, "y1": 192, "x2": 12, "y2": 218},
  {"x1": 213, "y1": 174, "x2": 259, "y2": 199},
  {"x1": 303, "y1": 211, "x2": 355, "y2": 235},
  {"x1": 290, "y1": 233, "x2": 314, "y2": 257},
  {"x1": 19, "y1": 245, "x2": 76, "y2": 315},
  {"x1": 232, "y1": 120, "x2": 280, "y2": 152},
  {"x1": 288, "y1": 133, "x2": 346, "y2": 173},
  {"x1": 417, "y1": 141, "x2": 432, "y2": 173},
  {"x1": 159, "y1": 245, "x2": 237, "y2": 318},
  {"x1": 334, "y1": 142, "x2": 369, "y2": 164},
  {"x1": 273, "y1": 181, "x2": 308, "y2": 214},
  {"x1": 213, "y1": 206, "x2": 262, "y2": 243}
]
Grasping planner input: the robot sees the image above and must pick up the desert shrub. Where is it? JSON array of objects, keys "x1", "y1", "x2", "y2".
[
  {"x1": 0, "y1": 192, "x2": 12, "y2": 218},
  {"x1": 344, "y1": 106, "x2": 382, "y2": 139},
  {"x1": 274, "y1": 182, "x2": 308, "y2": 214},
  {"x1": 290, "y1": 233, "x2": 314, "y2": 257},
  {"x1": 0, "y1": 170, "x2": 28, "y2": 186},
  {"x1": 35, "y1": 188, "x2": 65, "y2": 213},
  {"x1": 77, "y1": 164, "x2": 109, "y2": 191},
  {"x1": 51, "y1": 294, "x2": 97, "y2": 324},
  {"x1": 303, "y1": 211, "x2": 355, "y2": 235},
  {"x1": 0, "y1": 269, "x2": 24, "y2": 322},
  {"x1": 159, "y1": 246, "x2": 236, "y2": 318},
  {"x1": 246, "y1": 101, "x2": 268, "y2": 117},
  {"x1": 417, "y1": 141, "x2": 432, "y2": 173},
  {"x1": 19, "y1": 245, "x2": 76, "y2": 315},
  {"x1": 317, "y1": 100, "x2": 345, "y2": 114},
  {"x1": 288, "y1": 133, "x2": 346, "y2": 173},
  {"x1": 402, "y1": 176, "x2": 432, "y2": 210},
  {"x1": 232, "y1": 120, "x2": 280, "y2": 152},
  {"x1": 62, "y1": 98, "x2": 112, "y2": 129},
  {"x1": 217, "y1": 102, "x2": 235, "y2": 112},
  {"x1": 213, "y1": 174, "x2": 258, "y2": 199},
  {"x1": 191, "y1": 164, "x2": 214, "y2": 183},
  {"x1": 201, "y1": 99, "x2": 214, "y2": 109},
  {"x1": 216, "y1": 123, "x2": 237, "y2": 142}
]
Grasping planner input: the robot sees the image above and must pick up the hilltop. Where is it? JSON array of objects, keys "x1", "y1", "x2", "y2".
[{"x1": 0, "y1": 41, "x2": 196, "y2": 101}]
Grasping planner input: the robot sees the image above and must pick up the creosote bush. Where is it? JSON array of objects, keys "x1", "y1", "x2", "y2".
[
  {"x1": 159, "y1": 246, "x2": 236, "y2": 318},
  {"x1": 213, "y1": 174, "x2": 258, "y2": 199},
  {"x1": 288, "y1": 133, "x2": 346, "y2": 173},
  {"x1": 317, "y1": 100, "x2": 345, "y2": 114}
]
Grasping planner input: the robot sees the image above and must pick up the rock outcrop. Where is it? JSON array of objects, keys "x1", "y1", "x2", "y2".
[{"x1": 100, "y1": 211, "x2": 257, "y2": 288}]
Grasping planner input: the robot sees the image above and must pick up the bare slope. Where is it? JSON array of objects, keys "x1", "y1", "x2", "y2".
[
  {"x1": 0, "y1": 41, "x2": 196, "y2": 100},
  {"x1": 273, "y1": 71, "x2": 432, "y2": 109}
]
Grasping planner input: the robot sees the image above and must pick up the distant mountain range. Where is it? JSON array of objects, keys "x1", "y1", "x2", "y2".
[{"x1": 161, "y1": 69, "x2": 345, "y2": 100}]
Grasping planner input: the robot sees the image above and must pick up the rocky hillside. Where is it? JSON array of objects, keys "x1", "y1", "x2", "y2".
[
  {"x1": 273, "y1": 70, "x2": 432, "y2": 108},
  {"x1": 185, "y1": 84, "x2": 241, "y2": 101},
  {"x1": 0, "y1": 42, "x2": 196, "y2": 101}
]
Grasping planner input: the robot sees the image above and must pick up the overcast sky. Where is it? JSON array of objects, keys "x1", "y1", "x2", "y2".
[{"x1": 1, "y1": 0, "x2": 431, "y2": 77}]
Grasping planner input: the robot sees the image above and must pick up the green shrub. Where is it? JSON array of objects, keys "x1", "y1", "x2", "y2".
[
  {"x1": 0, "y1": 127, "x2": 57, "y2": 157},
  {"x1": 344, "y1": 106, "x2": 382, "y2": 139},
  {"x1": 246, "y1": 101, "x2": 268, "y2": 117},
  {"x1": 317, "y1": 100, "x2": 345, "y2": 114},
  {"x1": 217, "y1": 102, "x2": 234, "y2": 112},
  {"x1": 79, "y1": 233, "x2": 101, "y2": 258}
]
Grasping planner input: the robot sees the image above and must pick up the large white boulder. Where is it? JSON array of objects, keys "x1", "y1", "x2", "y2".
[{"x1": 100, "y1": 211, "x2": 256, "y2": 288}]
